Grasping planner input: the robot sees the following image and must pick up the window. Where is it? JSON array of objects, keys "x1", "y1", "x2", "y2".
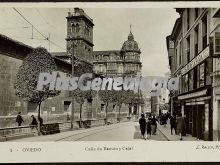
[
  {"x1": 194, "y1": 26, "x2": 199, "y2": 56},
  {"x1": 195, "y1": 8, "x2": 199, "y2": 20},
  {"x1": 76, "y1": 23, "x2": 80, "y2": 33},
  {"x1": 187, "y1": 8, "x2": 190, "y2": 30},
  {"x1": 193, "y1": 67, "x2": 198, "y2": 89},
  {"x1": 202, "y1": 15, "x2": 207, "y2": 49},
  {"x1": 179, "y1": 41, "x2": 182, "y2": 66},
  {"x1": 64, "y1": 101, "x2": 71, "y2": 112},
  {"x1": 71, "y1": 23, "x2": 75, "y2": 33},
  {"x1": 169, "y1": 40, "x2": 174, "y2": 49},
  {"x1": 199, "y1": 63, "x2": 205, "y2": 87},
  {"x1": 98, "y1": 64, "x2": 103, "y2": 72},
  {"x1": 182, "y1": 74, "x2": 189, "y2": 93},
  {"x1": 189, "y1": 70, "x2": 194, "y2": 91},
  {"x1": 175, "y1": 48, "x2": 178, "y2": 67},
  {"x1": 101, "y1": 104, "x2": 105, "y2": 112},
  {"x1": 217, "y1": 58, "x2": 220, "y2": 71},
  {"x1": 113, "y1": 104, "x2": 116, "y2": 111},
  {"x1": 186, "y1": 36, "x2": 190, "y2": 63},
  {"x1": 104, "y1": 55, "x2": 109, "y2": 60},
  {"x1": 214, "y1": 32, "x2": 220, "y2": 54}
]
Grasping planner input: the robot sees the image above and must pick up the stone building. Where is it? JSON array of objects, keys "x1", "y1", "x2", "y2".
[
  {"x1": 52, "y1": 8, "x2": 143, "y2": 116},
  {"x1": 93, "y1": 31, "x2": 142, "y2": 78},
  {"x1": 0, "y1": 34, "x2": 76, "y2": 127},
  {"x1": 209, "y1": 8, "x2": 220, "y2": 141},
  {"x1": 167, "y1": 8, "x2": 215, "y2": 140}
]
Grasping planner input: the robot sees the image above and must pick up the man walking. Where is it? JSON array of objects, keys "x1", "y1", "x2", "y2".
[
  {"x1": 151, "y1": 116, "x2": 158, "y2": 135},
  {"x1": 139, "y1": 114, "x2": 147, "y2": 139},
  {"x1": 16, "y1": 112, "x2": 24, "y2": 126},
  {"x1": 176, "y1": 113, "x2": 185, "y2": 140},
  {"x1": 169, "y1": 115, "x2": 176, "y2": 135}
]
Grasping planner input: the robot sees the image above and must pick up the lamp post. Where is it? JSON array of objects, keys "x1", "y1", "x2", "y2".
[{"x1": 70, "y1": 41, "x2": 77, "y2": 129}]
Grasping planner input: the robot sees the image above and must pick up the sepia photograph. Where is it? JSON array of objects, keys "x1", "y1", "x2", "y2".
[
  {"x1": 0, "y1": 5, "x2": 219, "y2": 143},
  {"x1": 0, "y1": 1, "x2": 220, "y2": 163}
]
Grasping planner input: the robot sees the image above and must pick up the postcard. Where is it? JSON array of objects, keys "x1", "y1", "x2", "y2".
[{"x1": 0, "y1": 1, "x2": 220, "y2": 163}]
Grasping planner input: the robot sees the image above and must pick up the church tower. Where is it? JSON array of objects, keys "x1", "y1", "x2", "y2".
[
  {"x1": 121, "y1": 28, "x2": 142, "y2": 77},
  {"x1": 66, "y1": 8, "x2": 94, "y2": 62}
]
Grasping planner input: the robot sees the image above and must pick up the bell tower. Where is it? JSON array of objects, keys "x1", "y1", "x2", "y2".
[{"x1": 66, "y1": 8, "x2": 94, "y2": 62}]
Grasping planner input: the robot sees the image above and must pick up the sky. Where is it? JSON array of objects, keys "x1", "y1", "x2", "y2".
[{"x1": 0, "y1": 7, "x2": 179, "y2": 77}]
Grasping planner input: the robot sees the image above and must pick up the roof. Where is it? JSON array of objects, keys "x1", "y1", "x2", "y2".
[
  {"x1": 170, "y1": 17, "x2": 182, "y2": 40},
  {"x1": 93, "y1": 50, "x2": 120, "y2": 56},
  {"x1": 0, "y1": 33, "x2": 71, "y2": 70},
  {"x1": 51, "y1": 52, "x2": 68, "y2": 57},
  {"x1": 0, "y1": 33, "x2": 33, "y2": 50}
]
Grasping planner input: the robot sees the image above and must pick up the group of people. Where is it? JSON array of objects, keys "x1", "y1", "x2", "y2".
[
  {"x1": 139, "y1": 112, "x2": 186, "y2": 141},
  {"x1": 16, "y1": 112, "x2": 43, "y2": 127},
  {"x1": 139, "y1": 113, "x2": 158, "y2": 140}
]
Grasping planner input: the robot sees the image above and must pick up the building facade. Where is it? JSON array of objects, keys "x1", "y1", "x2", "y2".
[
  {"x1": 210, "y1": 8, "x2": 220, "y2": 141},
  {"x1": 167, "y1": 8, "x2": 214, "y2": 140},
  {"x1": 93, "y1": 32, "x2": 142, "y2": 78}
]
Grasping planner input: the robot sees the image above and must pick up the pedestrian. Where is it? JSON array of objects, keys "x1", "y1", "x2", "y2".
[
  {"x1": 176, "y1": 113, "x2": 185, "y2": 140},
  {"x1": 30, "y1": 115, "x2": 38, "y2": 126},
  {"x1": 16, "y1": 112, "x2": 24, "y2": 126},
  {"x1": 146, "y1": 118, "x2": 151, "y2": 139},
  {"x1": 169, "y1": 115, "x2": 176, "y2": 135},
  {"x1": 139, "y1": 114, "x2": 146, "y2": 139},
  {"x1": 151, "y1": 116, "x2": 158, "y2": 135}
]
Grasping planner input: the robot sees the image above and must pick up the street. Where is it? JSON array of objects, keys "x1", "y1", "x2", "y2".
[{"x1": 11, "y1": 122, "x2": 168, "y2": 142}]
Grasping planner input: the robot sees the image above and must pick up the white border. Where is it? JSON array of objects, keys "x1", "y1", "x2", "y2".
[{"x1": 1, "y1": 1, "x2": 220, "y2": 163}]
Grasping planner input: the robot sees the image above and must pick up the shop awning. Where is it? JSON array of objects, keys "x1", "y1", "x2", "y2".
[{"x1": 178, "y1": 89, "x2": 207, "y2": 100}]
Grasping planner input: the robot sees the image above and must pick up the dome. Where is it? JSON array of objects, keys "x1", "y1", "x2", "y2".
[{"x1": 121, "y1": 31, "x2": 140, "y2": 53}]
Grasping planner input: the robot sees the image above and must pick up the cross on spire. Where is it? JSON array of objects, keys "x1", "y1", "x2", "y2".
[{"x1": 130, "y1": 24, "x2": 132, "y2": 33}]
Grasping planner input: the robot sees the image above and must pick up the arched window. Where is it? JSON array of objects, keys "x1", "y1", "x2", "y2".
[
  {"x1": 76, "y1": 23, "x2": 80, "y2": 33},
  {"x1": 71, "y1": 23, "x2": 75, "y2": 33}
]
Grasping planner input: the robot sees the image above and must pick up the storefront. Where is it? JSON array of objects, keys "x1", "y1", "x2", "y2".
[{"x1": 178, "y1": 87, "x2": 212, "y2": 141}]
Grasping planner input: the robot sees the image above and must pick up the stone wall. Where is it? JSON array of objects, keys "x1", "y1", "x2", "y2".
[
  {"x1": 0, "y1": 53, "x2": 27, "y2": 116},
  {"x1": 0, "y1": 47, "x2": 130, "y2": 128}
]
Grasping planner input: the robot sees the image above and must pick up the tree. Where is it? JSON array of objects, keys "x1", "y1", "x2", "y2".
[
  {"x1": 73, "y1": 89, "x2": 96, "y2": 127},
  {"x1": 14, "y1": 47, "x2": 59, "y2": 129},
  {"x1": 111, "y1": 90, "x2": 127, "y2": 122},
  {"x1": 98, "y1": 90, "x2": 115, "y2": 124},
  {"x1": 123, "y1": 90, "x2": 136, "y2": 116}
]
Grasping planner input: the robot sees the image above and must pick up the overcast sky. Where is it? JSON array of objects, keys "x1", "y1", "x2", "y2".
[{"x1": 0, "y1": 7, "x2": 179, "y2": 76}]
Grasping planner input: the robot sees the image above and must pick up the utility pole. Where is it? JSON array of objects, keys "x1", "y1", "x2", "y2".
[{"x1": 71, "y1": 41, "x2": 76, "y2": 129}]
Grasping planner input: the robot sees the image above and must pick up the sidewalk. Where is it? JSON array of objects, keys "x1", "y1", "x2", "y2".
[{"x1": 157, "y1": 123, "x2": 199, "y2": 141}]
